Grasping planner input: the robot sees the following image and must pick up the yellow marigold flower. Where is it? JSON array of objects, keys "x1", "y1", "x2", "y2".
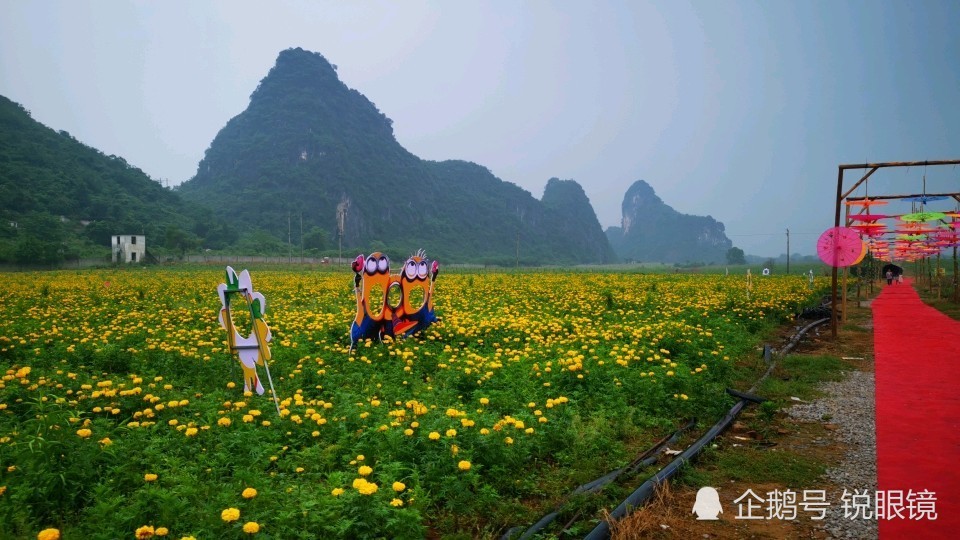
[
  {"x1": 99, "y1": 437, "x2": 112, "y2": 446},
  {"x1": 479, "y1": 397, "x2": 489, "y2": 405},
  {"x1": 76, "y1": 428, "x2": 92, "y2": 438},
  {"x1": 358, "y1": 465, "x2": 373, "y2": 476},
  {"x1": 295, "y1": 467, "x2": 304, "y2": 473},
  {"x1": 135, "y1": 525, "x2": 154, "y2": 539},
  {"x1": 144, "y1": 473, "x2": 158, "y2": 482},
  {"x1": 403, "y1": 428, "x2": 414, "y2": 436},
  {"x1": 358, "y1": 481, "x2": 378, "y2": 495},
  {"x1": 37, "y1": 528, "x2": 60, "y2": 540},
  {"x1": 179, "y1": 537, "x2": 196, "y2": 540},
  {"x1": 458, "y1": 460, "x2": 471, "y2": 471},
  {"x1": 227, "y1": 381, "x2": 236, "y2": 388},
  {"x1": 242, "y1": 487, "x2": 257, "y2": 499},
  {"x1": 504, "y1": 437, "x2": 514, "y2": 445},
  {"x1": 0, "y1": 486, "x2": 6, "y2": 496},
  {"x1": 217, "y1": 417, "x2": 231, "y2": 427},
  {"x1": 390, "y1": 498, "x2": 403, "y2": 507},
  {"x1": 242, "y1": 521, "x2": 260, "y2": 534},
  {"x1": 155, "y1": 527, "x2": 169, "y2": 536},
  {"x1": 392, "y1": 481, "x2": 406, "y2": 492},
  {"x1": 221, "y1": 507, "x2": 241, "y2": 522},
  {"x1": 184, "y1": 427, "x2": 198, "y2": 437},
  {"x1": 428, "y1": 431, "x2": 440, "y2": 440},
  {"x1": 356, "y1": 454, "x2": 365, "y2": 461},
  {"x1": 331, "y1": 487, "x2": 344, "y2": 496},
  {"x1": 445, "y1": 428, "x2": 457, "y2": 437},
  {"x1": 243, "y1": 414, "x2": 254, "y2": 423}
]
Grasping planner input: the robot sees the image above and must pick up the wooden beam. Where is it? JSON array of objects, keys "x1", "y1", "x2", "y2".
[
  {"x1": 839, "y1": 159, "x2": 960, "y2": 170},
  {"x1": 846, "y1": 192, "x2": 960, "y2": 201},
  {"x1": 841, "y1": 167, "x2": 880, "y2": 200}
]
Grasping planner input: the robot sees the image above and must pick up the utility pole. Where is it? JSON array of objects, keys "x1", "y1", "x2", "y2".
[
  {"x1": 516, "y1": 231, "x2": 520, "y2": 269},
  {"x1": 786, "y1": 228, "x2": 790, "y2": 274},
  {"x1": 337, "y1": 199, "x2": 349, "y2": 266}
]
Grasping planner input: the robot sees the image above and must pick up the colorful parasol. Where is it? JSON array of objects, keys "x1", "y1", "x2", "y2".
[
  {"x1": 845, "y1": 198, "x2": 888, "y2": 208},
  {"x1": 903, "y1": 194, "x2": 948, "y2": 204},
  {"x1": 849, "y1": 223, "x2": 887, "y2": 237},
  {"x1": 817, "y1": 226, "x2": 865, "y2": 267},
  {"x1": 900, "y1": 211, "x2": 948, "y2": 222},
  {"x1": 848, "y1": 214, "x2": 890, "y2": 222},
  {"x1": 852, "y1": 241, "x2": 869, "y2": 265}
]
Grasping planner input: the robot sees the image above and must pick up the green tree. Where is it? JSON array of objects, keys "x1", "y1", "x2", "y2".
[
  {"x1": 725, "y1": 247, "x2": 746, "y2": 265},
  {"x1": 164, "y1": 225, "x2": 200, "y2": 257},
  {"x1": 302, "y1": 226, "x2": 329, "y2": 251}
]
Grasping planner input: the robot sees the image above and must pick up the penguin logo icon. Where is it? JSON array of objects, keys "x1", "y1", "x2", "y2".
[{"x1": 692, "y1": 487, "x2": 723, "y2": 520}]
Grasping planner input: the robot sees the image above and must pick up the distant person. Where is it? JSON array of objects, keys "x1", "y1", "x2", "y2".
[
  {"x1": 885, "y1": 269, "x2": 893, "y2": 285},
  {"x1": 897, "y1": 273, "x2": 903, "y2": 285}
]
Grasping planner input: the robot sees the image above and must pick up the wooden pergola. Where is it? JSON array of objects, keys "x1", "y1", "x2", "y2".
[{"x1": 830, "y1": 159, "x2": 960, "y2": 337}]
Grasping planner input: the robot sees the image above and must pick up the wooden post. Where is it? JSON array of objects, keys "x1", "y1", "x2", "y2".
[{"x1": 831, "y1": 167, "x2": 844, "y2": 338}]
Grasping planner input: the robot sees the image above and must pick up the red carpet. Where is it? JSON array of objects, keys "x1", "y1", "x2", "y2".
[{"x1": 873, "y1": 278, "x2": 960, "y2": 538}]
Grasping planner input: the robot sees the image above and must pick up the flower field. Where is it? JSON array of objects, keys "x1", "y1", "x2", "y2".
[{"x1": 0, "y1": 268, "x2": 824, "y2": 539}]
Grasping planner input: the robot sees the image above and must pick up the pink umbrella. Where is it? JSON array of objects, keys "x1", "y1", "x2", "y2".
[
  {"x1": 848, "y1": 214, "x2": 890, "y2": 222},
  {"x1": 817, "y1": 226, "x2": 865, "y2": 267}
]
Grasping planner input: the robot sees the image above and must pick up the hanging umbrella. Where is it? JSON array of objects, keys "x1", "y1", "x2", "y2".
[
  {"x1": 817, "y1": 226, "x2": 865, "y2": 267},
  {"x1": 853, "y1": 242, "x2": 869, "y2": 265},
  {"x1": 849, "y1": 223, "x2": 886, "y2": 234},
  {"x1": 845, "y1": 198, "x2": 888, "y2": 208},
  {"x1": 848, "y1": 214, "x2": 890, "y2": 222},
  {"x1": 903, "y1": 195, "x2": 948, "y2": 204},
  {"x1": 900, "y1": 211, "x2": 948, "y2": 222}
]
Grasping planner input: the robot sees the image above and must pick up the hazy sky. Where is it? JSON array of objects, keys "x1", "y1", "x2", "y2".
[{"x1": 2, "y1": 1, "x2": 958, "y2": 256}]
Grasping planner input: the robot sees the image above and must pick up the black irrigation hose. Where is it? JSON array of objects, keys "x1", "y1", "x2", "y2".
[
  {"x1": 582, "y1": 316, "x2": 832, "y2": 540},
  {"x1": 502, "y1": 418, "x2": 697, "y2": 540}
]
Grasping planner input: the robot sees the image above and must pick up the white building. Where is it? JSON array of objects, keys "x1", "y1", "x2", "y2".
[{"x1": 112, "y1": 235, "x2": 145, "y2": 263}]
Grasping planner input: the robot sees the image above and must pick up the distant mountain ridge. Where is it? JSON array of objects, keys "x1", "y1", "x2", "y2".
[
  {"x1": 606, "y1": 180, "x2": 733, "y2": 264},
  {"x1": 177, "y1": 48, "x2": 615, "y2": 265},
  {"x1": 1, "y1": 48, "x2": 738, "y2": 266},
  {"x1": 0, "y1": 95, "x2": 229, "y2": 263}
]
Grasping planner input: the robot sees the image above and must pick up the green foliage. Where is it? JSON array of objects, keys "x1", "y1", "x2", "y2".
[
  {"x1": 726, "y1": 247, "x2": 746, "y2": 265},
  {"x1": 302, "y1": 226, "x2": 330, "y2": 251},
  {"x1": 0, "y1": 95, "x2": 235, "y2": 264}
]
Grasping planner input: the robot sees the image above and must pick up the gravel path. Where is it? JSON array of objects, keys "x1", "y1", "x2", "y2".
[{"x1": 787, "y1": 370, "x2": 878, "y2": 539}]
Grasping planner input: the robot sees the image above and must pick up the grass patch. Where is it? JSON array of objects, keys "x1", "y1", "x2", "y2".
[
  {"x1": 917, "y1": 291, "x2": 960, "y2": 321},
  {"x1": 756, "y1": 354, "x2": 847, "y2": 402},
  {"x1": 679, "y1": 446, "x2": 827, "y2": 489}
]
